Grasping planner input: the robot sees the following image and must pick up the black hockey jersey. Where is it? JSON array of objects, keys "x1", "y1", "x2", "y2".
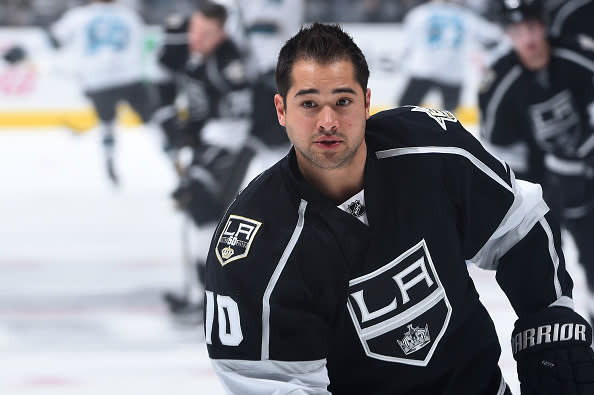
[
  {"x1": 204, "y1": 107, "x2": 573, "y2": 394},
  {"x1": 182, "y1": 38, "x2": 251, "y2": 125},
  {"x1": 479, "y1": 42, "x2": 594, "y2": 212}
]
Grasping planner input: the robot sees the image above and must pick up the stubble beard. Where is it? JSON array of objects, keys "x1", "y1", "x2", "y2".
[{"x1": 297, "y1": 134, "x2": 363, "y2": 170}]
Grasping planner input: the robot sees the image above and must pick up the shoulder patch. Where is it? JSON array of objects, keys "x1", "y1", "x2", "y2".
[
  {"x1": 216, "y1": 215, "x2": 262, "y2": 266},
  {"x1": 410, "y1": 106, "x2": 457, "y2": 131}
]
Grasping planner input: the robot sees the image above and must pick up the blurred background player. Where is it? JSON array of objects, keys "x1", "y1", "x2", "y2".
[
  {"x1": 151, "y1": 11, "x2": 190, "y2": 164},
  {"x1": 49, "y1": 0, "x2": 155, "y2": 185},
  {"x1": 156, "y1": 1, "x2": 252, "y2": 323},
  {"x1": 396, "y1": 0, "x2": 502, "y2": 113},
  {"x1": 479, "y1": 0, "x2": 594, "y2": 322},
  {"x1": 235, "y1": 0, "x2": 305, "y2": 184}
]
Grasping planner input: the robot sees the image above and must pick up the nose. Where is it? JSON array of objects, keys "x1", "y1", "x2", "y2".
[{"x1": 317, "y1": 106, "x2": 339, "y2": 133}]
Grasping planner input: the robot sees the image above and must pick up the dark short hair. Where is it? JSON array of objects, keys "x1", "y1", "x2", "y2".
[
  {"x1": 197, "y1": 1, "x2": 228, "y2": 26},
  {"x1": 275, "y1": 23, "x2": 369, "y2": 101}
]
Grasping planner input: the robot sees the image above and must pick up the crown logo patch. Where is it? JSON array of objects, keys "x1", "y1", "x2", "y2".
[
  {"x1": 215, "y1": 215, "x2": 262, "y2": 266},
  {"x1": 221, "y1": 246, "x2": 235, "y2": 260},
  {"x1": 397, "y1": 324, "x2": 431, "y2": 355}
]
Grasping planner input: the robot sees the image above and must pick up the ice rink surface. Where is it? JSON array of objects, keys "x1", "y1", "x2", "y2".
[{"x1": 0, "y1": 125, "x2": 589, "y2": 395}]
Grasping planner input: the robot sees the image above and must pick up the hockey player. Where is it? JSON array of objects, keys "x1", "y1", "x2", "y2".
[
  {"x1": 49, "y1": 0, "x2": 154, "y2": 185},
  {"x1": 158, "y1": 2, "x2": 252, "y2": 322},
  {"x1": 204, "y1": 23, "x2": 594, "y2": 394},
  {"x1": 396, "y1": 0, "x2": 502, "y2": 113},
  {"x1": 479, "y1": 0, "x2": 594, "y2": 325}
]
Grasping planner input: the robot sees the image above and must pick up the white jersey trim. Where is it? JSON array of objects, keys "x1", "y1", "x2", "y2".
[
  {"x1": 201, "y1": 119, "x2": 251, "y2": 153},
  {"x1": 554, "y1": 48, "x2": 594, "y2": 73},
  {"x1": 550, "y1": 0, "x2": 591, "y2": 37},
  {"x1": 482, "y1": 140, "x2": 529, "y2": 173},
  {"x1": 538, "y1": 217, "x2": 563, "y2": 298},
  {"x1": 482, "y1": 65, "x2": 523, "y2": 141},
  {"x1": 207, "y1": 55, "x2": 231, "y2": 94},
  {"x1": 577, "y1": 133, "x2": 594, "y2": 158},
  {"x1": 545, "y1": 154, "x2": 591, "y2": 175},
  {"x1": 374, "y1": 147, "x2": 553, "y2": 273},
  {"x1": 497, "y1": 373, "x2": 508, "y2": 395},
  {"x1": 549, "y1": 296, "x2": 575, "y2": 310},
  {"x1": 470, "y1": 179, "x2": 550, "y2": 270},
  {"x1": 564, "y1": 204, "x2": 592, "y2": 220},
  {"x1": 375, "y1": 146, "x2": 513, "y2": 193},
  {"x1": 211, "y1": 358, "x2": 331, "y2": 395},
  {"x1": 261, "y1": 199, "x2": 307, "y2": 360},
  {"x1": 163, "y1": 32, "x2": 188, "y2": 45}
]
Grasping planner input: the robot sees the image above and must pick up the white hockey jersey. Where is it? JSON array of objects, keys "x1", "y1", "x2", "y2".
[
  {"x1": 51, "y1": 2, "x2": 146, "y2": 91},
  {"x1": 239, "y1": 0, "x2": 305, "y2": 74},
  {"x1": 400, "y1": 2, "x2": 502, "y2": 85}
]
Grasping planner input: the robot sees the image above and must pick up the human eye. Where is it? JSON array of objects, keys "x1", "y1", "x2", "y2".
[
  {"x1": 337, "y1": 97, "x2": 352, "y2": 106},
  {"x1": 301, "y1": 100, "x2": 317, "y2": 109}
]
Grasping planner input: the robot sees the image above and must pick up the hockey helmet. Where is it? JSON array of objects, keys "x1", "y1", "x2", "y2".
[{"x1": 499, "y1": 0, "x2": 544, "y2": 25}]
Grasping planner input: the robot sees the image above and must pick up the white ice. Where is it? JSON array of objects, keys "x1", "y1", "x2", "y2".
[{"x1": 0, "y1": 125, "x2": 588, "y2": 395}]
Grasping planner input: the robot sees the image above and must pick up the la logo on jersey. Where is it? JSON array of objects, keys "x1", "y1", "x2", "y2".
[
  {"x1": 347, "y1": 239, "x2": 452, "y2": 366},
  {"x1": 216, "y1": 215, "x2": 262, "y2": 266},
  {"x1": 411, "y1": 106, "x2": 457, "y2": 131}
]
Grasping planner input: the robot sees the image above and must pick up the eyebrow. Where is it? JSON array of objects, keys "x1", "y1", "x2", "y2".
[{"x1": 294, "y1": 87, "x2": 358, "y2": 97}]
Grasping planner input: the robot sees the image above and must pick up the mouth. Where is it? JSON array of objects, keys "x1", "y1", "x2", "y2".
[{"x1": 314, "y1": 137, "x2": 342, "y2": 149}]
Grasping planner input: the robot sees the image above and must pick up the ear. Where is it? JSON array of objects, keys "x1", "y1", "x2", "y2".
[
  {"x1": 365, "y1": 88, "x2": 371, "y2": 120},
  {"x1": 274, "y1": 94, "x2": 286, "y2": 127}
]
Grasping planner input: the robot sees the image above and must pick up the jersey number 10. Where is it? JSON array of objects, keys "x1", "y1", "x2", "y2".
[{"x1": 205, "y1": 291, "x2": 244, "y2": 346}]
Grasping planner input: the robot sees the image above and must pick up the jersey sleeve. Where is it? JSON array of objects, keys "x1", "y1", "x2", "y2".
[
  {"x1": 204, "y1": 183, "x2": 347, "y2": 394},
  {"x1": 157, "y1": 14, "x2": 189, "y2": 72},
  {"x1": 50, "y1": 9, "x2": 78, "y2": 46},
  {"x1": 437, "y1": 115, "x2": 574, "y2": 318}
]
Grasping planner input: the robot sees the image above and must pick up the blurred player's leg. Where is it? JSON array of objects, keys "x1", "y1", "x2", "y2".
[
  {"x1": 125, "y1": 81, "x2": 158, "y2": 123},
  {"x1": 163, "y1": 218, "x2": 216, "y2": 325},
  {"x1": 86, "y1": 88, "x2": 120, "y2": 186},
  {"x1": 397, "y1": 77, "x2": 432, "y2": 107},
  {"x1": 100, "y1": 122, "x2": 118, "y2": 185},
  {"x1": 440, "y1": 82, "x2": 462, "y2": 113}
]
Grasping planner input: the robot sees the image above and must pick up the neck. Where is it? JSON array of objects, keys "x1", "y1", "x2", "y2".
[{"x1": 298, "y1": 141, "x2": 367, "y2": 204}]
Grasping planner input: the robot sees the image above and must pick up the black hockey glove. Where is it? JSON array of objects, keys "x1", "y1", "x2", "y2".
[
  {"x1": 3, "y1": 45, "x2": 27, "y2": 64},
  {"x1": 512, "y1": 307, "x2": 594, "y2": 395}
]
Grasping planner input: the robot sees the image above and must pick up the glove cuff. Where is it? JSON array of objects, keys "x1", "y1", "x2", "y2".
[{"x1": 512, "y1": 307, "x2": 592, "y2": 360}]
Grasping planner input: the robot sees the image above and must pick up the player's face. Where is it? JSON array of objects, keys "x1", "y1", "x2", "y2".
[
  {"x1": 188, "y1": 12, "x2": 225, "y2": 56},
  {"x1": 506, "y1": 19, "x2": 550, "y2": 71},
  {"x1": 274, "y1": 59, "x2": 370, "y2": 175}
]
